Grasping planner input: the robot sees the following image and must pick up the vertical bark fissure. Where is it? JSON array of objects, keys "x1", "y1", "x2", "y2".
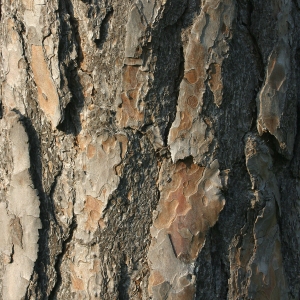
[
  {"x1": 48, "y1": 218, "x2": 77, "y2": 300},
  {"x1": 57, "y1": 0, "x2": 84, "y2": 135}
]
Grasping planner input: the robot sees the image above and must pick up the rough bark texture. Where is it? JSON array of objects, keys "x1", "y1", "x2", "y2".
[{"x1": 0, "y1": 0, "x2": 300, "y2": 299}]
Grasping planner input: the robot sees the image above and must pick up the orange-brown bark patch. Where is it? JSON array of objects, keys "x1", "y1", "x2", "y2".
[
  {"x1": 169, "y1": 111, "x2": 193, "y2": 142},
  {"x1": 148, "y1": 270, "x2": 165, "y2": 288},
  {"x1": 155, "y1": 161, "x2": 225, "y2": 261},
  {"x1": 184, "y1": 69, "x2": 198, "y2": 84},
  {"x1": 187, "y1": 95, "x2": 198, "y2": 108},
  {"x1": 76, "y1": 133, "x2": 92, "y2": 151},
  {"x1": 186, "y1": 44, "x2": 206, "y2": 74},
  {"x1": 116, "y1": 92, "x2": 144, "y2": 128},
  {"x1": 84, "y1": 195, "x2": 103, "y2": 232},
  {"x1": 208, "y1": 63, "x2": 223, "y2": 106},
  {"x1": 71, "y1": 264, "x2": 85, "y2": 291},
  {"x1": 31, "y1": 45, "x2": 60, "y2": 126},
  {"x1": 123, "y1": 65, "x2": 139, "y2": 90},
  {"x1": 102, "y1": 136, "x2": 117, "y2": 154},
  {"x1": 87, "y1": 144, "x2": 96, "y2": 159}
]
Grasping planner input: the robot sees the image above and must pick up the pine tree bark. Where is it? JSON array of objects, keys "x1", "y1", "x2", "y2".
[{"x1": 1, "y1": 0, "x2": 300, "y2": 299}]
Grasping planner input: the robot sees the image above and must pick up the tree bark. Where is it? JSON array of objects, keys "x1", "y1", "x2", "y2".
[{"x1": 1, "y1": 0, "x2": 300, "y2": 299}]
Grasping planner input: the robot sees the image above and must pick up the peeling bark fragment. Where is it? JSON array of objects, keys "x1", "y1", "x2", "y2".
[
  {"x1": 68, "y1": 243, "x2": 102, "y2": 297},
  {"x1": 74, "y1": 132, "x2": 128, "y2": 242},
  {"x1": 1, "y1": 18, "x2": 28, "y2": 115},
  {"x1": 52, "y1": 167, "x2": 75, "y2": 236},
  {"x1": 8, "y1": 0, "x2": 63, "y2": 128},
  {"x1": 168, "y1": 0, "x2": 235, "y2": 163},
  {"x1": 117, "y1": 0, "x2": 166, "y2": 130},
  {"x1": 22, "y1": 0, "x2": 62, "y2": 128},
  {"x1": 31, "y1": 45, "x2": 61, "y2": 128},
  {"x1": 257, "y1": 0, "x2": 296, "y2": 158},
  {"x1": 124, "y1": 5, "x2": 147, "y2": 59},
  {"x1": 148, "y1": 158, "x2": 225, "y2": 299},
  {"x1": 228, "y1": 134, "x2": 288, "y2": 299},
  {"x1": 124, "y1": 0, "x2": 161, "y2": 58},
  {"x1": 116, "y1": 65, "x2": 146, "y2": 128},
  {"x1": 0, "y1": 113, "x2": 41, "y2": 300},
  {"x1": 208, "y1": 63, "x2": 223, "y2": 107}
]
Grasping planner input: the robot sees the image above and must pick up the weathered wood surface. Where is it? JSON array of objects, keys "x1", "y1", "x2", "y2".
[{"x1": 1, "y1": 0, "x2": 300, "y2": 299}]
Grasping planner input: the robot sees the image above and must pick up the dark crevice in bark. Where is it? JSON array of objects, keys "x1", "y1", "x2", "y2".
[
  {"x1": 238, "y1": 0, "x2": 265, "y2": 135},
  {"x1": 194, "y1": 230, "x2": 216, "y2": 300},
  {"x1": 291, "y1": 47, "x2": 300, "y2": 177},
  {"x1": 249, "y1": 104, "x2": 257, "y2": 132},
  {"x1": 117, "y1": 259, "x2": 130, "y2": 300},
  {"x1": 176, "y1": 155, "x2": 194, "y2": 167},
  {"x1": 210, "y1": 225, "x2": 229, "y2": 299},
  {"x1": 10, "y1": 245, "x2": 14, "y2": 264},
  {"x1": 96, "y1": 131, "x2": 158, "y2": 299},
  {"x1": 241, "y1": 3, "x2": 265, "y2": 88},
  {"x1": 12, "y1": 110, "x2": 52, "y2": 300},
  {"x1": 145, "y1": 1, "x2": 187, "y2": 147},
  {"x1": 246, "y1": 27, "x2": 261, "y2": 134},
  {"x1": 293, "y1": 0, "x2": 300, "y2": 10},
  {"x1": 167, "y1": 233, "x2": 179, "y2": 258},
  {"x1": 194, "y1": 0, "x2": 268, "y2": 294},
  {"x1": 277, "y1": 170, "x2": 300, "y2": 299},
  {"x1": 57, "y1": 0, "x2": 84, "y2": 135},
  {"x1": 95, "y1": 8, "x2": 114, "y2": 49},
  {"x1": 277, "y1": 12, "x2": 300, "y2": 295},
  {"x1": 162, "y1": 4, "x2": 187, "y2": 145},
  {"x1": 159, "y1": 0, "x2": 188, "y2": 28},
  {"x1": 260, "y1": 132, "x2": 290, "y2": 174},
  {"x1": 48, "y1": 216, "x2": 77, "y2": 300},
  {"x1": 275, "y1": 40, "x2": 300, "y2": 293},
  {"x1": 194, "y1": 157, "x2": 253, "y2": 298},
  {"x1": 164, "y1": 44, "x2": 184, "y2": 147},
  {"x1": 139, "y1": 122, "x2": 154, "y2": 134}
]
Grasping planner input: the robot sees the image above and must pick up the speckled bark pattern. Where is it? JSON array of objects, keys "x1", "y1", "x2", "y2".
[{"x1": 0, "y1": 0, "x2": 300, "y2": 299}]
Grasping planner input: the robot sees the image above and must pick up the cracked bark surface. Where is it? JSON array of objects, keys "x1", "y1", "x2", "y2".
[{"x1": 0, "y1": 0, "x2": 300, "y2": 299}]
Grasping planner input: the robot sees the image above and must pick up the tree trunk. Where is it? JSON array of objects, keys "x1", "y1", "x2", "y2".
[{"x1": 1, "y1": 0, "x2": 300, "y2": 299}]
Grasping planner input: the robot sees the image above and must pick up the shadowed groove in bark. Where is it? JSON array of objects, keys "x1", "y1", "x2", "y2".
[
  {"x1": 95, "y1": 7, "x2": 114, "y2": 49},
  {"x1": 90, "y1": 131, "x2": 159, "y2": 299},
  {"x1": 194, "y1": 1, "x2": 266, "y2": 295},
  {"x1": 12, "y1": 110, "x2": 53, "y2": 299},
  {"x1": 247, "y1": 2, "x2": 265, "y2": 85},
  {"x1": 117, "y1": 259, "x2": 130, "y2": 300},
  {"x1": 291, "y1": 47, "x2": 300, "y2": 177},
  {"x1": 163, "y1": 44, "x2": 184, "y2": 146},
  {"x1": 276, "y1": 41, "x2": 300, "y2": 297},
  {"x1": 57, "y1": 0, "x2": 84, "y2": 135},
  {"x1": 48, "y1": 218, "x2": 77, "y2": 300}
]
